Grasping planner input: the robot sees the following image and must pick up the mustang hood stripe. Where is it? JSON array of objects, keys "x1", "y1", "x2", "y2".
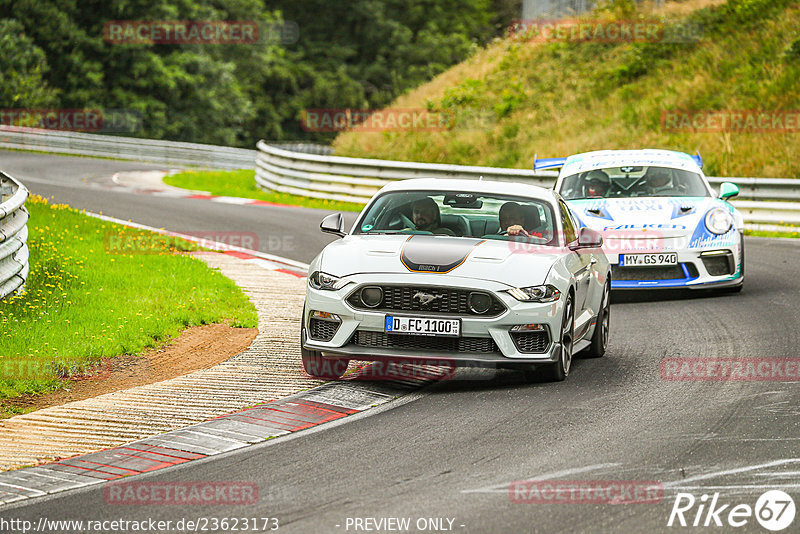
[{"x1": 400, "y1": 235, "x2": 485, "y2": 273}]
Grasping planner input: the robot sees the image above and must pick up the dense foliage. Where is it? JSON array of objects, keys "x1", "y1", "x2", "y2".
[
  {"x1": 334, "y1": 0, "x2": 800, "y2": 178},
  {"x1": 0, "y1": 0, "x2": 518, "y2": 146}
]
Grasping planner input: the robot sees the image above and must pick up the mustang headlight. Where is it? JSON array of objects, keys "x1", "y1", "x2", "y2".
[
  {"x1": 704, "y1": 208, "x2": 733, "y2": 235},
  {"x1": 506, "y1": 285, "x2": 561, "y2": 303},
  {"x1": 308, "y1": 271, "x2": 351, "y2": 291}
]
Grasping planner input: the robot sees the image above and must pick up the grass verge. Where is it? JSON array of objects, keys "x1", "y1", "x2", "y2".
[
  {"x1": 0, "y1": 195, "x2": 258, "y2": 412},
  {"x1": 744, "y1": 228, "x2": 800, "y2": 239},
  {"x1": 163, "y1": 169, "x2": 365, "y2": 212}
]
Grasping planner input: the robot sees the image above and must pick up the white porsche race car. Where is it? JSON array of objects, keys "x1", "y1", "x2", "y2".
[
  {"x1": 537, "y1": 149, "x2": 744, "y2": 292},
  {"x1": 302, "y1": 178, "x2": 611, "y2": 383}
]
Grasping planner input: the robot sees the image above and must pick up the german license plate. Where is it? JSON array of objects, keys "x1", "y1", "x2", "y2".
[
  {"x1": 620, "y1": 252, "x2": 678, "y2": 267},
  {"x1": 385, "y1": 315, "x2": 461, "y2": 337}
]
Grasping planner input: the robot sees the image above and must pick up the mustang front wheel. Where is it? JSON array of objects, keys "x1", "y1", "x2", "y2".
[
  {"x1": 301, "y1": 313, "x2": 348, "y2": 379},
  {"x1": 584, "y1": 282, "x2": 610, "y2": 358},
  {"x1": 526, "y1": 293, "x2": 574, "y2": 383}
]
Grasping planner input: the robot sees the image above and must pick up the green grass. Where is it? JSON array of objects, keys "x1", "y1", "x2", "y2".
[
  {"x1": 745, "y1": 228, "x2": 800, "y2": 239},
  {"x1": 0, "y1": 195, "x2": 258, "y2": 406},
  {"x1": 333, "y1": 0, "x2": 800, "y2": 179},
  {"x1": 163, "y1": 169, "x2": 365, "y2": 212}
]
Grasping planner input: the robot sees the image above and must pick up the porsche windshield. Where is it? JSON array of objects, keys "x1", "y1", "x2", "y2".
[
  {"x1": 559, "y1": 166, "x2": 710, "y2": 200},
  {"x1": 354, "y1": 190, "x2": 558, "y2": 245}
]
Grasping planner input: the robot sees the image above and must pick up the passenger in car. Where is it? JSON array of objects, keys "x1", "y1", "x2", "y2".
[
  {"x1": 644, "y1": 168, "x2": 674, "y2": 195},
  {"x1": 411, "y1": 198, "x2": 456, "y2": 236},
  {"x1": 499, "y1": 201, "x2": 542, "y2": 238}
]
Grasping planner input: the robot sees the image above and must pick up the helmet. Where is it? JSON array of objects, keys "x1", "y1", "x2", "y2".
[
  {"x1": 582, "y1": 170, "x2": 609, "y2": 198},
  {"x1": 647, "y1": 168, "x2": 672, "y2": 191}
]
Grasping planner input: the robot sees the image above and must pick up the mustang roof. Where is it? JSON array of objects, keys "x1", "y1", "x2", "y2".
[
  {"x1": 560, "y1": 149, "x2": 703, "y2": 177},
  {"x1": 378, "y1": 178, "x2": 558, "y2": 203}
]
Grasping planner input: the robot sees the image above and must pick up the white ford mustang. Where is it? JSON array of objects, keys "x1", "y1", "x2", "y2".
[
  {"x1": 538, "y1": 149, "x2": 744, "y2": 292},
  {"x1": 301, "y1": 178, "x2": 611, "y2": 383}
]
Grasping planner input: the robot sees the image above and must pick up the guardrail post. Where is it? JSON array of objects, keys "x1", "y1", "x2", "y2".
[{"x1": 0, "y1": 172, "x2": 30, "y2": 300}]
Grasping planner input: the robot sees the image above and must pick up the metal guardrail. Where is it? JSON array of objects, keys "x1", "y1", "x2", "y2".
[
  {"x1": 0, "y1": 125, "x2": 257, "y2": 169},
  {"x1": 267, "y1": 142, "x2": 333, "y2": 156},
  {"x1": 255, "y1": 141, "x2": 554, "y2": 203},
  {"x1": 255, "y1": 141, "x2": 800, "y2": 231},
  {"x1": 0, "y1": 172, "x2": 29, "y2": 300}
]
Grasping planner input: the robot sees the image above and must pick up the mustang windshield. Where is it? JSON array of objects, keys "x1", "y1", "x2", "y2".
[
  {"x1": 354, "y1": 190, "x2": 558, "y2": 245},
  {"x1": 559, "y1": 166, "x2": 710, "y2": 200}
]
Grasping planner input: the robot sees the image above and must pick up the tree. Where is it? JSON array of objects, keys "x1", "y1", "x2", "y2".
[{"x1": 0, "y1": 19, "x2": 58, "y2": 108}]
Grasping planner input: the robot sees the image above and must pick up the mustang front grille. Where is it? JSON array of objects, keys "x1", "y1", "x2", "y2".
[
  {"x1": 351, "y1": 331, "x2": 500, "y2": 354},
  {"x1": 510, "y1": 331, "x2": 550, "y2": 353},
  {"x1": 346, "y1": 285, "x2": 506, "y2": 317},
  {"x1": 309, "y1": 318, "x2": 340, "y2": 342}
]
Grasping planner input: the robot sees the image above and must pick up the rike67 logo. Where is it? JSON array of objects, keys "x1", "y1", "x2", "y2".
[{"x1": 668, "y1": 490, "x2": 796, "y2": 531}]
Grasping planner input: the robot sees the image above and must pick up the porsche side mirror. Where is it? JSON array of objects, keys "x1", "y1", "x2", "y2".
[
  {"x1": 320, "y1": 213, "x2": 346, "y2": 238},
  {"x1": 719, "y1": 182, "x2": 740, "y2": 200},
  {"x1": 570, "y1": 227, "x2": 603, "y2": 250}
]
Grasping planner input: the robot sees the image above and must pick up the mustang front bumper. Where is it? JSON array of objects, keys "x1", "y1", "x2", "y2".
[{"x1": 302, "y1": 273, "x2": 569, "y2": 368}]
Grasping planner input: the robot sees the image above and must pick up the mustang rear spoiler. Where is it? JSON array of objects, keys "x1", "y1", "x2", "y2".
[{"x1": 533, "y1": 155, "x2": 567, "y2": 172}]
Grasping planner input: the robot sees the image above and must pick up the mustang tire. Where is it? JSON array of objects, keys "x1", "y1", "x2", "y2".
[
  {"x1": 301, "y1": 309, "x2": 349, "y2": 379},
  {"x1": 527, "y1": 293, "x2": 574, "y2": 383},
  {"x1": 583, "y1": 282, "x2": 610, "y2": 358}
]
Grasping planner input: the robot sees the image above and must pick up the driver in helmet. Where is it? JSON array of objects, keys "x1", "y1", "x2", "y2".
[
  {"x1": 582, "y1": 170, "x2": 610, "y2": 198},
  {"x1": 645, "y1": 167, "x2": 673, "y2": 195}
]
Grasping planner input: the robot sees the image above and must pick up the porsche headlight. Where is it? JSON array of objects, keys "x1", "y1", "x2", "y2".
[
  {"x1": 308, "y1": 271, "x2": 351, "y2": 291},
  {"x1": 506, "y1": 285, "x2": 561, "y2": 303},
  {"x1": 704, "y1": 208, "x2": 733, "y2": 235}
]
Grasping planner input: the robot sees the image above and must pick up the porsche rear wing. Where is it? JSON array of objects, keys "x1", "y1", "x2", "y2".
[
  {"x1": 533, "y1": 155, "x2": 567, "y2": 172},
  {"x1": 533, "y1": 152, "x2": 703, "y2": 172}
]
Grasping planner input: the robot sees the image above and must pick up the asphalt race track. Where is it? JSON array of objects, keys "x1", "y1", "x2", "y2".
[
  {"x1": 1, "y1": 151, "x2": 353, "y2": 264},
  {"x1": 3, "y1": 150, "x2": 800, "y2": 533}
]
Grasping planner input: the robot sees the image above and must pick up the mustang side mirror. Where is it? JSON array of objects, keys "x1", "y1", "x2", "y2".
[
  {"x1": 719, "y1": 182, "x2": 739, "y2": 200},
  {"x1": 320, "y1": 213, "x2": 346, "y2": 238},
  {"x1": 570, "y1": 227, "x2": 603, "y2": 250}
]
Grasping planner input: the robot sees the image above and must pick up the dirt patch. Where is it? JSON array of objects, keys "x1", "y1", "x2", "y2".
[{"x1": 1, "y1": 323, "x2": 257, "y2": 418}]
